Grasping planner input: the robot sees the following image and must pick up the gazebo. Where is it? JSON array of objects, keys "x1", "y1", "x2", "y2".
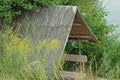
[{"x1": 18, "y1": 6, "x2": 98, "y2": 79}]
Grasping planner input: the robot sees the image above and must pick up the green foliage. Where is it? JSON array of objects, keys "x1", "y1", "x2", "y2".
[
  {"x1": 0, "y1": 0, "x2": 57, "y2": 23},
  {"x1": 58, "y1": 0, "x2": 78, "y2": 5},
  {"x1": 77, "y1": 2, "x2": 120, "y2": 77},
  {"x1": 78, "y1": 1, "x2": 120, "y2": 78},
  {"x1": 65, "y1": 41, "x2": 79, "y2": 54},
  {"x1": 63, "y1": 0, "x2": 120, "y2": 79},
  {"x1": 0, "y1": 0, "x2": 79, "y2": 24}
]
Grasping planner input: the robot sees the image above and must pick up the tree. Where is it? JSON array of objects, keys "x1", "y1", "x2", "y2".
[{"x1": 77, "y1": 1, "x2": 120, "y2": 78}]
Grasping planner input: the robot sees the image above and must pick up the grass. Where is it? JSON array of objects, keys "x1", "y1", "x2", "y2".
[
  {"x1": 0, "y1": 28, "x2": 120, "y2": 80},
  {"x1": 0, "y1": 28, "x2": 61, "y2": 80}
]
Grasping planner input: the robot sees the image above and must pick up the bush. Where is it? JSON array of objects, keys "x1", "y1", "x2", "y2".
[
  {"x1": 0, "y1": 0, "x2": 58, "y2": 23},
  {"x1": 0, "y1": 0, "x2": 77, "y2": 24}
]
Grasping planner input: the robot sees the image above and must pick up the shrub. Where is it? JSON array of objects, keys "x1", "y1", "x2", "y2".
[
  {"x1": 0, "y1": 0, "x2": 58, "y2": 23},
  {"x1": 0, "y1": 0, "x2": 76, "y2": 24}
]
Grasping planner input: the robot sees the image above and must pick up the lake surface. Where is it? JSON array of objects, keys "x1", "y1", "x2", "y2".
[{"x1": 101, "y1": 0, "x2": 120, "y2": 32}]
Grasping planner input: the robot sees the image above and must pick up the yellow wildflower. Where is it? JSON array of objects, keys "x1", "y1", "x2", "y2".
[
  {"x1": 37, "y1": 39, "x2": 47, "y2": 50},
  {"x1": 49, "y1": 39, "x2": 59, "y2": 49}
]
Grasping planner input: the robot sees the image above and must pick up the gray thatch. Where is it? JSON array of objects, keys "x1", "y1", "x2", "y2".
[{"x1": 15, "y1": 6, "x2": 98, "y2": 78}]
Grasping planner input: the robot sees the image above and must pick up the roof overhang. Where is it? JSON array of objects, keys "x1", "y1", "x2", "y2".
[{"x1": 69, "y1": 9, "x2": 98, "y2": 43}]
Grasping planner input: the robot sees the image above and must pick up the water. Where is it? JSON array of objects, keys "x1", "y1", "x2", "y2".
[{"x1": 100, "y1": 0, "x2": 120, "y2": 32}]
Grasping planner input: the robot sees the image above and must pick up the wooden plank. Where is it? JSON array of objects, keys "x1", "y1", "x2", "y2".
[
  {"x1": 70, "y1": 26, "x2": 88, "y2": 35},
  {"x1": 69, "y1": 35, "x2": 91, "y2": 39},
  {"x1": 60, "y1": 71, "x2": 80, "y2": 79},
  {"x1": 68, "y1": 39, "x2": 89, "y2": 42},
  {"x1": 73, "y1": 23, "x2": 81, "y2": 27},
  {"x1": 66, "y1": 54, "x2": 87, "y2": 62},
  {"x1": 60, "y1": 71, "x2": 86, "y2": 79},
  {"x1": 69, "y1": 35, "x2": 95, "y2": 42}
]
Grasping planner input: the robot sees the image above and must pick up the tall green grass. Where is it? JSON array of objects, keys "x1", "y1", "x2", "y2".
[
  {"x1": 0, "y1": 28, "x2": 120, "y2": 80},
  {"x1": 0, "y1": 28, "x2": 62, "y2": 80}
]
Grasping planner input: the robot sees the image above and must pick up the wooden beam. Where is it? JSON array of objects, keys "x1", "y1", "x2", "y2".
[
  {"x1": 73, "y1": 23, "x2": 81, "y2": 27},
  {"x1": 66, "y1": 54, "x2": 87, "y2": 62},
  {"x1": 69, "y1": 35, "x2": 91, "y2": 39},
  {"x1": 68, "y1": 39, "x2": 89, "y2": 42}
]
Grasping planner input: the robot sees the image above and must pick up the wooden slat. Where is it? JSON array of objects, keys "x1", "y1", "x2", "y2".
[
  {"x1": 66, "y1": 54, "x2": 87, "y2": 62},
  {"x1": 68, "y1": 39, "x2": 89, "y2": 42},
  {"x1": 69, "y1": 35, "x2": 91, "y2": 39},
  {"x1": 70, "y1": 26, "x2": 88, "y2": 35},
  {"x1": 60, "y1": 71, "x2": 80, "y2": 79},
  {"x1": 60, "y1": 71, "x2": 86, "y2": 79},
  {"x1": 73, "y1": 23, "x2": 81, "y2": 27}
]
